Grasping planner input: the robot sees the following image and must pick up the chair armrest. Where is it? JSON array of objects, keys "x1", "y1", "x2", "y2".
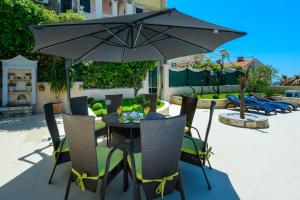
[
  {"x1": 190, "y1": 126, "x2": 202, "y2": 140},
  {"x1": 183, "y1": 135, "x2": 202, "y2": 158}
]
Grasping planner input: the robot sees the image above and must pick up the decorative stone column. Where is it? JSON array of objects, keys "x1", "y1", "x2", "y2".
[
  {"x1": 95, "y1": 0, "x2": 103, "y2": 18},
  {"x1": 126, "y1": 2, "x2": 134, "y2": 14},
  {"x1": 161, "y1": 63, "x2": 170, "y2": 101},
  {"x1": 112, "y1": 0, "x2": 118, "y2": 16}
]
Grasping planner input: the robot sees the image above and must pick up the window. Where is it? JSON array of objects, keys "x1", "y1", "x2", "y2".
[
  {"x1": 80, "y1": 0, "x2": 90, "y2": 12},
  {"x1": 61, "y1": 0, "x2": 72, "y2": 12},
  {"x1": 135, "y1": 7, "x2": 143, "y2": 13}
]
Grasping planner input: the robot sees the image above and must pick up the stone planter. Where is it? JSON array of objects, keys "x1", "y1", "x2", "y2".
[
  {"x1": 157, "y1": 100, "x2": 169, "y2": 115},
  {"x1": 170, "y1": 96, "x2": 229, "y2": 109},
  {"x1": 219, "y1": 112, "x2": 269, "y2": 129}
]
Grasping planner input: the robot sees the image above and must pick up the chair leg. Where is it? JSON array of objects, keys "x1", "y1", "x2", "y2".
[
  {"x1": 199, "y1": 162, "x2": 211, "y2": 190},
  {"x1": 133, "y1": 184, "x2": 141, "y2": 200},
  {"x1": 100, "y1": 179, "x2": 106, "y2": 200},
  {"x1": 48, "y1": 156, "x2": 59, "y2": 184},
  {"x1": 123, "y1": 152, "x2": 129, "y2": 192},
  {"x1": 176, "y1": 174, "x2": 185, "y2": 200},
  {"x1": 64, "y1": 172, "x2": 72, "y2": 200},
  {"x1": 207, "y1": 159, "x2": 212, "y2": 170}
]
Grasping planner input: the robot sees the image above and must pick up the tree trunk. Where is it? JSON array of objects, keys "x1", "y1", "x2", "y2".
[{"x1": 240, "y1": 77, "x2": 247, "y2": 119}]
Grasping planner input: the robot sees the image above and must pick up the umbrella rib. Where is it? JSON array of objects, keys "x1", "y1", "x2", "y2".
[
  {"x1": 102, "y1": 24, "x2": 129, "y2": 47},
  {"x1": 75, "y1": 26, "x2": 129, "y2": 62},
  {"x1": 133, "y1": 24, "x2": 143, "y2": 48},
  {"x1": 143, "y1": 26, "x2": 211, "y2": 52},
  {"x1": 122, "y1": 25, "x2": 131, "y2": 62},
  {"x1": 89, "y1": 35, "x2": 123, "y2": 47},
  {"x1": 138, "y1": 36, "x2": 169, "y2": 47},
  {"x1": 34, "y1": 25, "x2": 125, "y2": 52},
  {"x1": 137, "y1": 28, "x2": 166, "y2": 60},
  {"x1": 142, "y1": 23, "x2": 247, "y2": 35},
  {"x1": 132, "y1": 8, "x2": 175, "y2": 24},
  {"x1": 135, "y1": 26, "x2": 172, "y2": 48}
]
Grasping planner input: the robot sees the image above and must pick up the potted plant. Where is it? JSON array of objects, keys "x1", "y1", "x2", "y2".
[
  {"x1": 46, "y1": 59, "x2": 75, "y2": 113},
  {"x1": 26, "y1": 82, "x2": 32, "y2": 91},
  {"x1": 8, "y1": 82, "x2": 16, "y2": 92}
]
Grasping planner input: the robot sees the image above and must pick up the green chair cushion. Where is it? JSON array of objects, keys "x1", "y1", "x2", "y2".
[
  {"x1": 57, "y1": 139, "x2": 69, "y2": 152},
  {"x1": 181, "y1": 137, "x2": 205, "y2": 156},
  {"x1": 127, "y1": 153, "x2": 143, "y2": 180},
  {"x1": 96, "y1": 146, "x2": 123, "y2": 177},
  {"x1": 184, "y1": 126, "x2": 190, "y2": 133},
  {"x1": 95, "y1": 120, "x2": 106, "y2": 131}
]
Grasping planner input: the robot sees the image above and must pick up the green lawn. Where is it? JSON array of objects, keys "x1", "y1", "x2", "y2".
[{"x1": 88, "y1": 98, "x2": 164, "y2": 117}]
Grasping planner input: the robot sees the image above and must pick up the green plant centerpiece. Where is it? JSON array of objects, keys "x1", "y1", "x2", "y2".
[{"x1": 117, "y1": 96, "x2": 151, "y2": 123}]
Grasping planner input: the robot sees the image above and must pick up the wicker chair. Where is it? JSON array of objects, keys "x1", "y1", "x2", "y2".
[
  {"x1": 105, "y1": 94, "x2": 123, "y2": 114},
  {"x1": 180, "y1": 96, "x2": 199, "y2": 137},
  {"x1": 44, "y1": 103, "x2": 70, "y2": 184},
  {"x1": 143, "y1": 93, "x2": 157, "y2": 112},
  {"x1": 62, "y1": 114, "x2": 124, "y2": 200},
  {"x1": 70, "y1": 96, "x2": 107, "y2": 138},
  {"x1": 181, "y1": 101, "x2": 216, "y2": 190},
  {"x1": 105, "y1": 94, "x2": 123, "y2": 145},
  {"x1": 125, "y1": 115, "x2": 186, "y2": 200}
]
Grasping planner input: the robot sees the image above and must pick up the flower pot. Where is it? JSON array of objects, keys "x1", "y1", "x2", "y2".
[
  {"x1": 26, "y1": 86, "x2": 32, "y2": 91},
  {"x1": 8, "y1": 86, "x2": 15, "y2": 92},
  {"x1": 53, "y1": 102, "x2": 63, "y2": 114}
]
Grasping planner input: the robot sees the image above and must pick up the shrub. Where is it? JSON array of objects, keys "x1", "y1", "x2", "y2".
[
  {"x1": 263, "y1": 88, "x2": 277, "y2": 97},
  {"x1": 212, "y1": 94, "x2": 219, "y2": 99},
  {"x1": 87, "y1": 97, "x2": 95, "y2": 105},
  {"x1": 94, "y1": 109, "x2": 106, "y2": 117},
  {"x1": 92, "y1": 103, "x2": 102, "y2": 111}
]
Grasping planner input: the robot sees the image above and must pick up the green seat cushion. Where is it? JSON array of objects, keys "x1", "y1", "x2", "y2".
[
  {"x1": 95, "y1": 120, "x2": 106, "y2": 131},
  {"x1": 127, "y1": 153, "x2": 143, "y2": 180},
  {"x1": 184, "y1": 126, "x2": 190, "y2": 133},
  {"x1": 57, "y1": 139, "x2": 69, "y2": 152},
  {"x1": 181, "y1": 137, "x2": 205, "y2": 156},
  {"x1": 96, "y1": 146, "x2": 123, "y2": 177}
]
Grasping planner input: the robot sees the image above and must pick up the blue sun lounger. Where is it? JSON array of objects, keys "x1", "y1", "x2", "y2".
[
  {"x1": 225, "y1": 96, "x2": 276, "y2": 115},
  {"x1": 245, "y1": 96, "x2": 291, "y2": 112}
]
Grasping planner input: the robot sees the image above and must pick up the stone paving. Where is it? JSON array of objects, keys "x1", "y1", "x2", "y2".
[{"x1": 0, "y1": 104, "x2": 300, "y2": 200}]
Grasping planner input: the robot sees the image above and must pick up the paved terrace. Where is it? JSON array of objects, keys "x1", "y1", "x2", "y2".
[{"x1": 0, "y1": 105, "x2": 299, "y2": 200}]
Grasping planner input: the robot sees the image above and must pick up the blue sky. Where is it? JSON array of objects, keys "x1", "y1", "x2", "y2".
[{"x1": 167, "y1": 0, "x2": 300, "y2": 77}]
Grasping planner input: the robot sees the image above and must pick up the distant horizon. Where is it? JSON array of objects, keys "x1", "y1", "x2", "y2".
[{"x1": 167, "y1": 0, "x2": 300, "y2": 78}]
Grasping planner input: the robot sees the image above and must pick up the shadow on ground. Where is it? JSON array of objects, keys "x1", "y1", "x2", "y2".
[
  {"x1": 0, "y1": 114, "x2": 47, "y2": 132},
  {"x1": 0, "y1": 146, "x2": 239, "y2": 200}
]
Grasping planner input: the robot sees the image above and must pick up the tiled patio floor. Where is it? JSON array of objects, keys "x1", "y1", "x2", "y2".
[{"x1": 0, "y1": 104, "x2": 299, "y2": 200}]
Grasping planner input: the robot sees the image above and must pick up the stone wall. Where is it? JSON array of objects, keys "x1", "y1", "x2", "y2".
[
  {"x1": 35, "y1": 81, "x2": 149, "y2": 113},
  {"x1": 268, "y1": 86, "x2": 300, "y2": 94}
]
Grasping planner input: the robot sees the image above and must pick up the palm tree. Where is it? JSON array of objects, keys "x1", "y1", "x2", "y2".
[{"x1": 280, "y1": 74, "x2": 300, "y2": 86}]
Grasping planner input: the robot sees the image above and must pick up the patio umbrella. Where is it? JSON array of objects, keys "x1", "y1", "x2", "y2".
[{"x1": 29, "y1": 8, "x2": 246, "y2": 103}]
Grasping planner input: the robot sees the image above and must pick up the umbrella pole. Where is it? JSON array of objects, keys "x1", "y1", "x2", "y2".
[{"x1": 65, "y1": 60, "x2": 71, "y2": 113}]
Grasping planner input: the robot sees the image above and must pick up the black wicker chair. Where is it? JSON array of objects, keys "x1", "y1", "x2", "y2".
[
  {"x1": 180, "y1": 96, "x2": 199, "y2": 136},
  {"x1": 125, "y1": 115, "x2": 186, "y2": 200},
  {"x1": 143, "y1": 93, "x2": 157, "y2": 112},
  {"x1": 105, "y1": 94, "x2": 123, "y2": 114},
  {"x1": 44, "y1": 103, "x2": 70, "y2": 184},
  {"x1": 105, "y1": 94, "x2": 123, "y2": 145},
  {"x1": 62, "y1": 114, "x2": 124, "y2": 200},
  {"x1": 70, "y1": 96, "x2": 107, "y2": 138},
  {"x1": 181, "y1": 101, "x2": 216, "y2": 190}
]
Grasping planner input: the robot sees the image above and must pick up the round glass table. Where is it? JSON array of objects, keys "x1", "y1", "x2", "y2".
[{"x1": 102, "y1": 112, "x2": 165, "y2": 151}]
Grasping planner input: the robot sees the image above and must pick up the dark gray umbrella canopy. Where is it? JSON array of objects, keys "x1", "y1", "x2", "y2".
[{"x1": 30, "y1": 8, "x2": 246, "y2": 63}]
